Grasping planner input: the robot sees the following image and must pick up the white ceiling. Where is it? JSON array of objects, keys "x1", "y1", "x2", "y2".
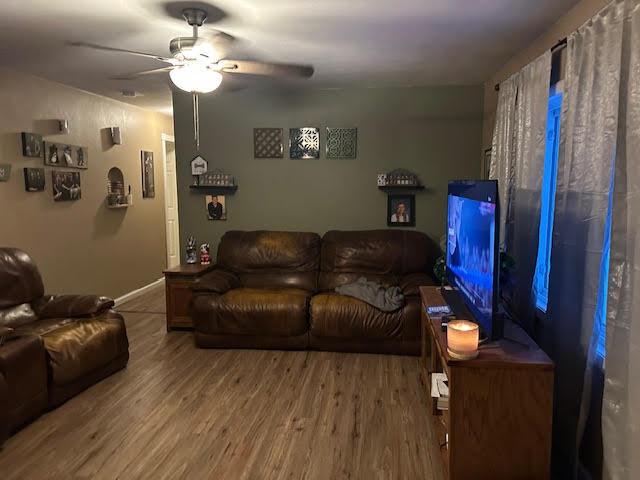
[{"x1": 0, "y1": 0, "x2": 580, "y2": 114}]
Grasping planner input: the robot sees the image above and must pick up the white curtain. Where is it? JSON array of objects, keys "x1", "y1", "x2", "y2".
[
  {"x1": 490, "y1": 52, "x2": 551, "y2": 330},
  {"x1": 603, "y1": 1, "x2": 640, "y2": 478}
]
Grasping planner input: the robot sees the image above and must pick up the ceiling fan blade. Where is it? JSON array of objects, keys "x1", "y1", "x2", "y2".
[
  {"x1": 217, "y1": 59, "x2": 314, "y2": 79},
  {"x1": 111, "y1": 66, "x2": 176, "y2": 80},
  {"x1": 67, "y1": 41, "x2": 177, "y2": 64}
]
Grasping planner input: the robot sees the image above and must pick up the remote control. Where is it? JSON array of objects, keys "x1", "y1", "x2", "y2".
[{"x1": 426, "y1": 305, "x2": 453, "y2": 316}]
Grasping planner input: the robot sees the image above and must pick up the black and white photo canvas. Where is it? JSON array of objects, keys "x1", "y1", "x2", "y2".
[
  {"x1": 44, "y1": 142, "x2": 88, "y2": 169},
  {"x1": 24, "y1": 167, "x2": 45, "y2": 191},
  {"x1": 21, "y1": 132, "x2": 43, "y2": 158},
  {"x1": 52, "y1": 170, "x2": 81, "y2": 201},
  {"x1": 141, "y1": 150, "x2": 155, "y2": 198}
]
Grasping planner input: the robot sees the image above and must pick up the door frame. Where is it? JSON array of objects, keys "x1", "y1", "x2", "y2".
[{"x1": 161, "y1": 133, "x2": 179, "y2": 269}]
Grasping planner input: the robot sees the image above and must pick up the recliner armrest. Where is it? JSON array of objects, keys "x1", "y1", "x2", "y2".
[
  {"x1": 192, "y1": 269, "x2": 240, "y2": 294},
  {"x1": 398, "y1": 273, "x2": 436, "y2": 296},
  {"x1": 33, "y1": 295, "x2": 115, "y2": 319},
  {"x1": 0, "y1": 327, "x2": 13, "y2": 345}
]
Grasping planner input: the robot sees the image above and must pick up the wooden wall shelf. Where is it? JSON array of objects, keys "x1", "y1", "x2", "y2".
[
  {"x1": 378, "y1": 185, "x2": 424, "y2": 191},
  {"x1": 189, "y1": 185, "x2": 237, "y2": 193},
  {"x1": 419, "y1": 286, "x2": 554, "y2": 479}
]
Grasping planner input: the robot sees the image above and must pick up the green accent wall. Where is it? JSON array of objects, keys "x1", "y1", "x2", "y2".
[{"x1": 173, "y1": 85, "x2": 484, "y2": 256}]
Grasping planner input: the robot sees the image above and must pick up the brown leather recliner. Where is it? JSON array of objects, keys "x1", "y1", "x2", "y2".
[
  {"x1": 192, "y1": 231, "x2": 321, "y2": 350},
  {"x1": 192, "y1": 230, "x2": 439, "y2": 355},
  {"x1": 309, "y1": 230, "x2": 438, "y2": 355},
  {"x1": 0, "y1": 248, "x2": 129, "y2": 440}
]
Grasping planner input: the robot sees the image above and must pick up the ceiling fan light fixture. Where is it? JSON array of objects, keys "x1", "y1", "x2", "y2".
[{"x1": 170, "y1": 65, "x2": 222, "y2": 93}]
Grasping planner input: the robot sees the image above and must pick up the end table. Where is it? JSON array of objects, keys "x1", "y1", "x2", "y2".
[{"x1": 163, "y1": 263, "x2": 215, "y2": 331}]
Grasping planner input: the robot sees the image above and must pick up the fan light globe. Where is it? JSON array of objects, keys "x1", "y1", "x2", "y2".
[{"x1": 170, "y1": 65, "x2": 222, "y2": 93}]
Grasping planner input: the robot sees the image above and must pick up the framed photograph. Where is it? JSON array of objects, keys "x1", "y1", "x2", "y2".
[
  {"x1": 387, "y1": 194, "x2": 415, "y2": 227},
  {"x1": 44, "y1": 142, "x2": 88, "y2": 169},
  {"x1": 141, "y1": 150, "x2": 155, "y2": 198},
  {"x1": 206, "y1": 195, "x2": 226, "y2": 220},
  {"x1": 21, "y1": 133, "x2": 43, "y2": 158},
  {"x1": 52, "y1": 170, "x2": 81, "y2": 201},
  {"x1": 24, "y1": 167, "x2": 45, "y2": 191},
  {"x1": 0, "y1": 164, "x2": 11, "y2": 182}
]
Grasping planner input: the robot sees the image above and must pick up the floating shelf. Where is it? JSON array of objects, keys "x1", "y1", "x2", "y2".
[
  {"x1": 189, "y1": 185, "x2": 238, "y2": 193},
  {"x1": 378, "y1": 185, "x2": 425, "y2": 191},
  {"x1": 107, "y1": 203, "x2": 130, "y2": 209}
]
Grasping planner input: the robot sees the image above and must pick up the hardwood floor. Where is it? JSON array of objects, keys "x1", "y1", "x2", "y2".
[{"x1": 1, "y1": 286, "x2": 442, "y2": 480}]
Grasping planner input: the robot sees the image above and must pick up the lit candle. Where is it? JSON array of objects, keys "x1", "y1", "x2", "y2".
[{"x1": 447, "y1": 320, "x2": 479, "y2": 360}]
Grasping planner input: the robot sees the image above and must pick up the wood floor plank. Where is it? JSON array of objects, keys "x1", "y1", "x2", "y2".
[{"x1": 0, "y1": 286, "x2": 442, "y2": 480}]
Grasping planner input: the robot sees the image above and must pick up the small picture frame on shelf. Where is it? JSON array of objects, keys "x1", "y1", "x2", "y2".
[{"x1": 387, "y1": 194, "x2": 415, "y2": 227}]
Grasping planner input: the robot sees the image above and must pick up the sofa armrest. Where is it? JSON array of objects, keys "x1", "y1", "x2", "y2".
[
  {"x1": 33, "y1": 295, "x2": 115, "y2": 319},
  {"x1": 192, "y1": 269, "x2": 240, "y2": 294},
  {"x1": 398, "y1": 273, "x2": 436, "y2": 296},
  {"x1": 0, "y1": 327, "x2": 13, "y2": 345}
]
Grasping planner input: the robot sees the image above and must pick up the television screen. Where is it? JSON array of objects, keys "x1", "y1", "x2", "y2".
[{"x1": 446, "y1": 180, "x2": 501, "y2": 339}]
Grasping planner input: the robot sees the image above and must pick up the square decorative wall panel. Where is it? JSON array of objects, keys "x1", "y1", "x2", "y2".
[
  {"x1": 326, "y1": 127, "x2": 357, "y2": 159},
  {"x1": 254, "y1": 128, "x2": 283, "y2": 158},
  {"x1": 289, "y1": 127, "x2": 320, "y2": 159}
]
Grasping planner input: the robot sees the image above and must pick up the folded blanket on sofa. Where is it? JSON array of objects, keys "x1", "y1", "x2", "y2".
[{"x1": 335, "y1": 277, "x2": 405, "y2": 312}]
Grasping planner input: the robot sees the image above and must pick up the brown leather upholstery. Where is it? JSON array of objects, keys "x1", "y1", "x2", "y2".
[
  {"x1": 0, "y1": 371, "x2": 9, "y2": 444},
  {"x1": 218, "y1": 231, "x2": 321, "y2": 291},
  {"x1": 193, "y1": 288, "x2": 311, "y2": 337},
  {"x1": 0, "y1": 247, "x2": 130, "y2": 440},
  {"x1": 192, "y1": 230, "x2": 438, "y2": 355},
  {"x1": 0, "y1": 335, "x2": 48, "y2": 433}
]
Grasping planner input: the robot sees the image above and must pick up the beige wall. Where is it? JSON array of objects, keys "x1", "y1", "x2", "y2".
[
  {"x1": 0, "y1": 69, "x2": 174, "y2": 298},
  {"x1": 482, "y1": 0, "x2": 610, "y2": 148}
]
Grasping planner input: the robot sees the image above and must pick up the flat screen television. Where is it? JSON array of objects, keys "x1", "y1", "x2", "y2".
[{"x1": 446, "y1": 180, "x2": 502, "y2": 340}]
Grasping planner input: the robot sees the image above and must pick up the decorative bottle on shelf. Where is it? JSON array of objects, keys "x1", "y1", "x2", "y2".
[{"x1": 127, "y1": 185, "x2": 133, "y2": 206}]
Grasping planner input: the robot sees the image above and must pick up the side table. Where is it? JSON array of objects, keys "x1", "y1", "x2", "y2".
[{"x1": 163, "y1": 263, "x2": 215, "y2": 331}]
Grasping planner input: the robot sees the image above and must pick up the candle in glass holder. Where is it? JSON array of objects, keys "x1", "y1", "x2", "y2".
[{"x1": 447, "y1": 320, "x2": 479, "y2": 360}]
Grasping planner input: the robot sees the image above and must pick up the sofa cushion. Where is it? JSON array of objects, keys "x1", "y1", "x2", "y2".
[
  {"x1": 310, "y1": 293, "x2": 420, "y2": 340},
  {"x1": 319, "y1": 230, "x2": 440, "y2": 291},
  {"x1": 17, "y1": 313, "x2": 129, "y2": 387},
  {"x1": 217, "y1": 231, "x2": 321, "y2": 291},
  {"x1": 193, "y1": 288, "x2": 311, "y2": 337}
]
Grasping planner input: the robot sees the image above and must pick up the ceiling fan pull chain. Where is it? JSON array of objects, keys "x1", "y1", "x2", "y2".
[{"x1": 193, "y1": 92, "x2": 200, "y2": 151}]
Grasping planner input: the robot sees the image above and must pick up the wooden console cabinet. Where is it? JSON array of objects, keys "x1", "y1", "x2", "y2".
[
  {"x1": 419, "y1": 287, "x2": 554, "y2": 480},
  {"x1": 163, "y1": 264, "x2": 215, "y2": 331}
]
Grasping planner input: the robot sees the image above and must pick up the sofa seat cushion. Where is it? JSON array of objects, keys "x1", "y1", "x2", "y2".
[
  {"x1": 16, "y1": 313, "x2": 128, "y2": 387},
  {"x1": 193, "y1": 288, "x2": 311, "y2": 337},
  {"x1": 310, "y1": 293, "x2": 420, "y2": 340}
]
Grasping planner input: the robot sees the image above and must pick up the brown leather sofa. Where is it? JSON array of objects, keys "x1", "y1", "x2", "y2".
[
  {"x1": 192, "y1": 230, "x2": 439, "y2": 355},
  {"x1": 0, "y1": 248, "x2": 129, "y2": 443}
]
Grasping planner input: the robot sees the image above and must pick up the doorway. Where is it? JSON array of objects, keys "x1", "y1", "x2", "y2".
[{"x1": 162, "y1": 134, "x2": 179, "y2": 269}]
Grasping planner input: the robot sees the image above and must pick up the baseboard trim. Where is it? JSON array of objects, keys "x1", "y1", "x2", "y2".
[{"x1": 114, "y1": 278, "x2": 164, "y2": 307}]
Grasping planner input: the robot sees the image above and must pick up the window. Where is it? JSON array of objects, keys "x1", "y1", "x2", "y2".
[
  {"x1": 533, "y1": 90, "x2": 563, "y2": 312},
  {"x1": 594, "y1": 166, "x2": 614, "y2": 359}
]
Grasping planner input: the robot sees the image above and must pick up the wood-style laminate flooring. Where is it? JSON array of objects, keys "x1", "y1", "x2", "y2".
[{"x1": 0, "y1": 286, "x2": 442, "y2": 480}]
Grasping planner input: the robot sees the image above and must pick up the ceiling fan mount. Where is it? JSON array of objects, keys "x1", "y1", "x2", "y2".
[{"x1": 182, "y1": 8, "x2": 208, "y2": 28}]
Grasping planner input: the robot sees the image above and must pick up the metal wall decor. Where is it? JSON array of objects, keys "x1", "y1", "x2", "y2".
[
  {"x1": 254, "y1": 128, "x2": 284, "y2": 158},
  {"x1": 385, "y1": 168, "x2": 420, "y2": 187},
  {"x1": 44, "y1": 142, "x2": 88, "y2": 169},
  {"x1": 199, "y1": 171, "x2": 235, "y2": 187},
  {"x1": 289, "y1": 127, "x2": 320, "y2": 159},
  {"x1": 326, "y1": 127, "x2": 357, "y2": 159}
]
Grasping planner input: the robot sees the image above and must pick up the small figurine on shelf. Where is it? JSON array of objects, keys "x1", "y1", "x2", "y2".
[
  {"x1": 186, "y1": 236, "x2": 198, "y2": 264},
  {"x1": 199, "y1": 243, "x2": 212, "y2": 265}
]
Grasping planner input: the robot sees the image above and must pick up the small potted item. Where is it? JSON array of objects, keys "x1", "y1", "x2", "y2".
[{"x1": 199, "y1": 243, "x2": 212, "y2": 265}]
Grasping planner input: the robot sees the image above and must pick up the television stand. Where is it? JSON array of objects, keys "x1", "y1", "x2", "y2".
[{"x1": 419, "y1": 286, "x2": 554, "y2": 479}]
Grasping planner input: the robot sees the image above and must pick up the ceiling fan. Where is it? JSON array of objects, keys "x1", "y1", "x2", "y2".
[
  {"x1": 69, "y1": 7, "x2": 314, "y2": 94},
  {"x1": 69, "y1": 7, "x2": 314, "y2": 150}
]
